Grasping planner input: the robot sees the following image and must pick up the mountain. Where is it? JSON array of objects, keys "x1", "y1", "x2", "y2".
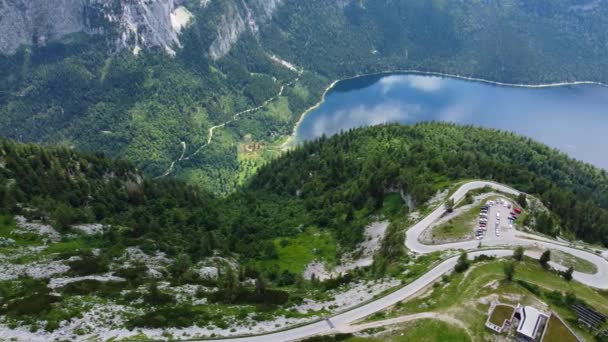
[
  {"x1": 249, "y1": 123, "x2": 608, "y2": 247},
  {"x1": 0, "y1": 123, "x2": 607, "y2": 339},
  {"x1": 0, "y1": 0, "x2": 310, "y2": 193},
  {"x1": 263, "y1": 0, "x2": 608, "y2": 82},
  {"x1": 2, "y1": 123, "x2": 607, "y2": 263},
  {"x1": 1, "y1": 0, "x2": 608, "y2": 195},
  {"x1": 2, "y1": 2, "x2": 608, "y2": 339},
  {"x1": 0, "y1": 138, "x2": 223, "y2": 253},
  {"x1": 0, "y1": 0, "x2": 281, "y2": 57}
]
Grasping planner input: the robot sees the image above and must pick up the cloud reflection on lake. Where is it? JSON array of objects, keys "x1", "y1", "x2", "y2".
[
  {"x1": 296, "y1": 74, "x2": 608, "y2": 169},
  {"x1": 310, "y1": 102, "x2": 422, "y2": 137}
]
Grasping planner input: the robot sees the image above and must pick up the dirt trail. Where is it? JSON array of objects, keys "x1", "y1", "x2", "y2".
[{"x1": 337, "y1": 311, "x2": 473, "y2": 340}]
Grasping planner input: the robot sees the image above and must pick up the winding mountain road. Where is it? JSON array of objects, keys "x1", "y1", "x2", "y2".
[
  {"x1": 214, "y1": 180, "x2": 608, "y2": 342},
  {"x1": 406, "y1": 181, "x2": 608, "y2": 288},
  {"x1": 156, "y1": 54, "x2": 303, "y2": 179}
]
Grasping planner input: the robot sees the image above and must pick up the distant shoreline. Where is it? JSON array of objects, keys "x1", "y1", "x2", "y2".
[{"x1": 287, "y1": 70, "x2": 608, "y2": 146}]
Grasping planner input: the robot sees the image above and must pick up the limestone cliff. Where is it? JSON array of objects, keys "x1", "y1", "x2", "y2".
[
  {"x1": 0, "y1": 0, "x2": 93, "y2": 54},
  {"x1": 208, "y1": 0, "x2": 283, "y2": 60},
  {"x1": 0, "y1": 0, "x2": 283, "y2": 58}
]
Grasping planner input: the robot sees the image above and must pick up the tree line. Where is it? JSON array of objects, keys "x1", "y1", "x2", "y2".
[{"x1": 249, "y1": 123, "x2": 608, "y2": 247}]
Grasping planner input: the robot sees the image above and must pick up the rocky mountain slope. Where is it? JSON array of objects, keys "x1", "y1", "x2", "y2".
[
  {"x1": 0, "y1": 123, "x2": 607, "y2": 340},
  {"x1": 0, "y1": 0, "x2": 283, "y2": 57}
]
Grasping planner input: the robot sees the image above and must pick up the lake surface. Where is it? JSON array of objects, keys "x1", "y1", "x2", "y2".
[{"x1": 296, "y1": 74, "x2": 608, "y2": 170}]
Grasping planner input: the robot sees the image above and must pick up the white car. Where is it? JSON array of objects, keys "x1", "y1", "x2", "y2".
[{"x1": 496, "y1": 212, "x2": 500, "y2": 218}]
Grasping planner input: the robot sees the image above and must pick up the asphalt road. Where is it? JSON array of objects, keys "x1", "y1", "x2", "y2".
[
  {"x1": 214, "y1": 181, "x2": 608, "y2": 342},
  {"x1": 406, "y1": 181, "x2": 608, "y2": 289}
]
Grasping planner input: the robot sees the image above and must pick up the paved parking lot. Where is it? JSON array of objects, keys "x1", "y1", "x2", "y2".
[{"x1": 478, "y1": 198, "x2": 518, "y2": 242}]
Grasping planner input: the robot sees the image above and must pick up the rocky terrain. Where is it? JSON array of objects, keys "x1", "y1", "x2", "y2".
[
  {"x1": 304, "y1": 221, "x2": 389, "y2": 281},
  {"x1": 0, "y1": 214, "x2": 402, "y2": 341},
  {"x1": 0, "y1": 0, "x2": 283, "y2": 57}
]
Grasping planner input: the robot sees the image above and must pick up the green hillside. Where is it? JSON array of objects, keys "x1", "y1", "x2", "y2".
[
  {"x1": 250, "y1": 123, "x2": 608, "y2": 247},
  {"x1": 263, "y1": 0, "x2": 608, "y2": 83},
  {"x1": 2, "y1": 123, "x2": 607, "y2": 269},
  {"x1": 1, "y1": 1, "x2": 608, "y2": 193},
  {"x1": 1, "y1": 123, "x2": 608, "y2": 334}
]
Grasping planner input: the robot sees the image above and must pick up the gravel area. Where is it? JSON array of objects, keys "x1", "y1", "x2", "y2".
[
  {"x1": 0, "y1": 259, "x2": 70, "y2": 280},
  {"x1": 48, "y1": 274, "x2": 126, "y2": 289},
  {"x1": 304, "y1": 221, "x2": 389, "y2": 280},
  {"x1": 14, "y1": 215, "x2": 60, "y2": 241},
  {"x1": 71, "y1": 223, "x2": 105, "y2": 235},
  {"x1": 294, "y1": 278, "x2": 401, "y2": 314}
]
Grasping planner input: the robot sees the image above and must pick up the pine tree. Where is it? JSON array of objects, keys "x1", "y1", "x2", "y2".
[
  {"x1": 539, "y1": 250, "x2": 551, "y2": 269},
  {"x1": 513, "y1": 246, "x2": 524, "y2": 261},
  {"x1": 562, "y1": 266, "x2": 574, "y2": 281},
  {"x1": 169, "y1": 253, "x2": 192, "y2": 281},
  {"x1": 445, "y1": 198, "x2": 455, "y2": 213},
  {"x1": 454, "y1": 251, "x2": 470, "y2": 273},
  {"x1": 255, "y1": 275, "x2": 267, "y2": 295},
  {"x1": 504, "y1": 262, "x2": 516, "y2": 282},
  {"x1": 218, "y1": 267, "x2": 239, "y2": 302},
  {"x1": 517, "y1": 193, "x2": 528, "y2": 208}
]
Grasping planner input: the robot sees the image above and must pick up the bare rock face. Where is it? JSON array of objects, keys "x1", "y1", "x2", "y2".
[
  {"x1": 0, "y1": 0, "x2": 283, "y2": 58},
  {"x1": 209, "y1": 0, "x2": 283, "y2": 60},
  {"x1": 0, "y1": 0, "x2": 191, "y2": 55},
  {"x1": 0, "y1": 0, "x2": 92, "y2": 54},
  {"x1": 112, "y1": 0, "x2": 184, "y2": 55}
]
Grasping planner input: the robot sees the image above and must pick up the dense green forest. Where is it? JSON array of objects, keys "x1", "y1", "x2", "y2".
[
  {"x1": 263, "y1": 0, "x2": 608, "y2": 83},
  {"x1": 2, "y1": 122, "x2": 607, "y2": 266},
  {"x1": 1, "y1": 0, "x2": 608, "y2": 194},
  {"x1": 0, "y1": 3, "x2": 329, "y2": 194},
  {"x1": 0, "y1": 140, "x2": 223, "y2": 257},
  {"x1": 2, "y1": 123, "x2": 608, "y2": 332},
  {"x1": 249, "y1": 123, "x2": 608, "y2": 247}
]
